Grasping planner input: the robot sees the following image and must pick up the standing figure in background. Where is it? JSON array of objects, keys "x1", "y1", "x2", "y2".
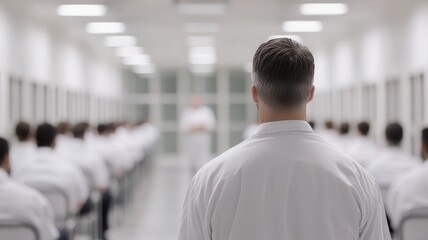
[
  {"x1": 9, "y1": 121, "x2": 36, "y2": 175},
  {"x1": 180, "y1": 95, "x2": 216, "y2": 173}
]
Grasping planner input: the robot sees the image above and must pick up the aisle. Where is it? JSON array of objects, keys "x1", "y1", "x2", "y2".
[{"x1": 109, "y1": 156, "x2": 192, "y2": 240}]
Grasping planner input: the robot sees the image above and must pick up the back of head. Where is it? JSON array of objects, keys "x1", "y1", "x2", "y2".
[
  {"x1": 15, "y1": 121, "x2": 31, "y2": 142},
  {"x1": 385, "y1": 123, "x2": 403, "y2": 146},
  {"x1": 325, "y1": 121, "x2": 334, "y2": 130},
  {"x1": 97, "y1": 124, "x2": 108, "y2": 135},
  {"x1": 357, "y1": 122, "x2": 370, "y2": 136},
  {"x1": 0, "y1": 137, "x2": 9, "y2": 167},
  {"x1": 252, "y1": 38, "x2": 315, "y2": 109},
  {"x1": 72, "y1": 122, "x2": 89, "y2": 139},
  {"x1": 422, "y1": 128, "x2": 428, "y2": 155},
  {"x1": 36, "y1": 123, "x2": 57, "y2": 148},
  {"x1": 339, "y1": 123, "x2": 350, "y2": 135},
  {"x1": 57, "y1": 122, "x2": 70, "y2": 135}
]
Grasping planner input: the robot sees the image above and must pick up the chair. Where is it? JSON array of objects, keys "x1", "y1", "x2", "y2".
[
  {"x1": 24, "y1": 182, "x2": 76, "y2": 239},
  {"x1": 0, "y1": 221, "x2": 40, "y2": 240},
  {"x1": 397, "y1": 207, "x2": 428, "y2": 240}
]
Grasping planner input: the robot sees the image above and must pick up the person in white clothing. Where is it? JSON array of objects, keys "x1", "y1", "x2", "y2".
[
  {"x1": 180, "y1": 95, "x2": 216, "y2": 172},
  {"x1": 9, "y1": 121, "x2": 37, "y2": 176},
  {"x1": 387, "y1": 128, "x2": 428, "y2": 230},
  {"x1": 13, "y1": 123, "x2": 90, "y2": 214},
  {"x1": 368, "y1": 123, "x2": 421, "y2": 200},
  {"x1": 0, "y1": 137, "x2": 59, "y2": 240},
  {"x1": 346, "y1": 122, "x2": 379, "y2": 168},
  {"x1": 179, "y1": 38, "x2": 390, "y2": 240}
]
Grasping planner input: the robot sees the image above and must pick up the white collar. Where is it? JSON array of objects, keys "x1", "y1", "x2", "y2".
[
  {"x1": 0, "y1": 168, "x2": 9, "y2": 181},
  {"x1": 255, "y1": 120, "x2": 313, "y2": 136}
]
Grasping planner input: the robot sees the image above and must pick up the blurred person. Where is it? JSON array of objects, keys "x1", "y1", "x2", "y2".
[
  {"x1": 308, "y1": 120, "x2": 316, "y2": 129},
  {"x1": 387, "y1": 128, "x2": 428, "y2": 230},
  {"x1": 9, "y1": 121, "x2": 37, "y2": 175},
  {"x1": 180, "y1": 95, "x2": 216, "y2": 172},
  {"x1": 57, "y1": 122, "x2": 111, "y2": 239},
  {"x1": 13, "y1": 123, "x2": 90, "y2": 215},
  {"x1": 368, "y1": 123, "x2": 421, "y2": 200},
  {"x1": 179, "y1": 38, "x2": 390, "y2": 240},
  {"x1": 317, "y1": 120, "x2": 339, "y2": 145},
  {"x1": 347, "y1": 122, "x2": 379, "y2": 168},
  {"x1": 55, "y1": 122, "x2": 73, "y2": 154},
  {"x1": 0, "y1": 137, "x2": 60, "y2": 240}
]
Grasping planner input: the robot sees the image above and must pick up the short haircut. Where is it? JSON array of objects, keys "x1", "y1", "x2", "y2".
[
  {"x1": 36, "y1": 123, "x2": 57, "y2": 147},
  {"x1": 422, "y1": 128, "x2": 428, "y2": 151},
  {"x1": 0, "y1": 138, "x2": 9, "y2": 166},
  {"x1": 385, "y1": 123, "x2": 403, "y2": 145},
  {"x1": 15, "y1": 121, "x2": 31, "y2": 141},
  {"x1": 358, "y1": 122, "x2": 370, "y2": 136},
  {"x1": 325, "y1": 120, "x2": 334, "y2": 129},
  {"x1": 57, "y1": 122, "x2": 70, "y2": 135},
  {"x1": 97, "y1": 124, "x2": 108, "y2": 134},
  {"x1": 308, "y1": 121, "x2": 315, "y2": 129},
  {"x1": 252, "y1": 38, "x2": 315, "y2": 109},
  {"x1": 72, "y1": 122, "x2": 89, "y2": 139},
  {"x1": 339, "y1": 123, "x2": 350, "y2": 135}
]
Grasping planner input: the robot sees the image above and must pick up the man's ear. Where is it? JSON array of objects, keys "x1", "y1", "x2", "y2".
[
  {"x1": 251, "y1": 84, "x2": 259, "y2": 104},
  {"x1": 307, "y1": 85, "x2": 315, "y2": 103}
]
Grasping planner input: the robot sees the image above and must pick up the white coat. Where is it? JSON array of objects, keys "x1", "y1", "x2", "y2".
[
  {"x1": 180, "y1": 106, "x2": 216, "y2": 171},
  {"x1": 387, "y1": 161, "x2": 428, "y2": 228},
  {"x1": 179, "y1": 120, "x2": 390, "y2": 240},
  {"x1": 13, "y1": 147, "x2": 89, "y2": 213},
  {"x1": 0, "y1": 169, "x2": 59, "y2": 240},
  {"x1": 9, "y1": 141, "x2": 37, "y2": 175}
]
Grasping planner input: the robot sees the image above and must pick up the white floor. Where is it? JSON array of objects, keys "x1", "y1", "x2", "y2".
[{"x1": 109, "y1": 156, "x2": 192, "y2": 240}]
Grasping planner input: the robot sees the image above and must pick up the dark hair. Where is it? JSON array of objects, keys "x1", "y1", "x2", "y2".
[
  {"x1": 15, "y1": 121, "x2": 31, "y2": 141},
  {"x1": 325, "y1": 121, "x2": 334, "y2": 130},
  {"x1": 72, "y1": 122, "x2": 89, "y2": 139},
  {"x1": 385, "y1": 123, "x2": 403, "y2": 146},
  {"x1": 252, "y1": 38, "x2": 315, "y2": 109},
  {"x1": 422, "y1": 128, "x2": 428, "y2": 150},
  {"x1": 36, "y1": 123, "x2": 57, "y2": 147},
  {"x1": 57, "y1": 122, "x2": 70, "y2": 135},
  {"x1": 308, "y1": 121, "x2": 315, "y2": 129},
  {"x1": 97, "y1": 124, "x2": 108, "y2": 135},
  {"x1": 358, "y1": 122, "x2": 370, "y2": 136},
  {"x1": 0, "y1": 138, "x2": 9, "y2": 166},
  {"x1": 339, "y1": 123, "x2": 350, "y2": 135}
]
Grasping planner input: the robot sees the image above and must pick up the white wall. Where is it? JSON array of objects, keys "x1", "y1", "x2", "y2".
[{"x1": 0, "y1": 2, "x2": 124, "y2": 135}]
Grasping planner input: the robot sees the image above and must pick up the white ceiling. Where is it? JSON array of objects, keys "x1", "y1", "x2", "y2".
[{"x1": 15, "y1": 0, "x2": 426, "y2": 69}]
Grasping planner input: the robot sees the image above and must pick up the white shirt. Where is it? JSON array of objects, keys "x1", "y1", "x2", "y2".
[
  {"x1": 56, "y1": 138, "x2": 110, "y2": 190},
  {"x1": 243, "y1": 124, "x2": 258, "y2": 139},
  {"x1": 367, "y1": 146, "x2": 421, "y2": 188},
  {"x1": 13, "y1": 147, "x2": 89, "y2": 213},
  {"x1": 346, "y1": 136, "x2": 380, "y2": 168},
  {"x1": 180, "y1": 106, "x2": 216, "y2": 134},
  {"x1": 0, "y1": 169, "x2": 59, "y2": 240},
  {"x1": 179, "y1": 120, "x2": 390, "y2": 240},
  {"x1": 9, "y1": 141, "x2": 37, "y2": 175},
  {"x1": 387, "y1": 161, "x2": 428, "y2": 228}
]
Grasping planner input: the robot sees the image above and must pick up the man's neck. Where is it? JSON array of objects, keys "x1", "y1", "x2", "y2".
[{"x1": 258, "y1": 105, "x2": 306, "y2": 124}]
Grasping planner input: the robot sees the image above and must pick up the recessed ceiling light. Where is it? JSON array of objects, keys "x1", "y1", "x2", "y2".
[
  {"x1": 116, "y1": 46, "x2": 144, "y2": 57},
  {"x1": 187, "y1": 36, "x2": 216, "y2": 46},
  {"x1": 123, "y1": 55, "x2": 151, "y2": 65},
  {"x1": 185, "y1": 23, "x2": 220, "y2": 33},
  {"x1": 282, "y1": 21, "x2": 323, "y2": 32},
  {"x1": 189, "y1": 47, "x2": 217, "y2": 65},
  {"x1": 268, "y1": 35, "x2": 303, "y2": 42},
  {"x1": 57, "y1": 5, "x2": 106, "y2": 16},
  {"x1": 178, "y1": 4, "x2": 225, "y2": 15},
  {"x1": 86, "y1": 22, "x2": 125, "y2": 34},
  {"x1": 104, "y1": 36, "x2": 137, "y2": 47},
  {"x1": 191, "y1": 64, "x2": 216, "y2": 74},
  {"x1": 300, "y1": 3, "x2": 348, "y2": 15}
]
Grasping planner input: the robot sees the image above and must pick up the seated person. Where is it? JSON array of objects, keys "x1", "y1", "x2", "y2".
[
  {"x1": 387, "y1": 128, "x2": 428, "y2": 230},
  {"x1": 9, "y1": 121, "x2": 36, "y2": 175},
  {"x1": 0, "y1": 137, "x2": 59, "y2": 240},
  {"x1": 368, "y1": 123, "x2": 421, "y2": 199},
  {"x1": 346, "y1": 122, "x2": 379, "y2": 168},
  {"x1": 13, "y1": 123, "x2": 90, "y2": 215}
]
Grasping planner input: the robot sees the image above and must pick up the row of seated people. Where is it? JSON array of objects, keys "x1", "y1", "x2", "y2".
[
  {"x1": 314, "y1": 120, "x2": 428, "y2": 236},
  {"x1": 0, "y1": 121, "x2": 159, "y2": 240}
]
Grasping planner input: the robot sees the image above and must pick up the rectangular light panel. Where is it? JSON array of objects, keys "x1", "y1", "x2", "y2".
[
  {"x1": 104, "y1": 36, "x2": 137, "y2": 47},
  {"x1": 57, "y1": 5, "x2": 106, "y2": 16},
  {"x1": 282, "y1": 21, "x2": 323, "y2": 32}
]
